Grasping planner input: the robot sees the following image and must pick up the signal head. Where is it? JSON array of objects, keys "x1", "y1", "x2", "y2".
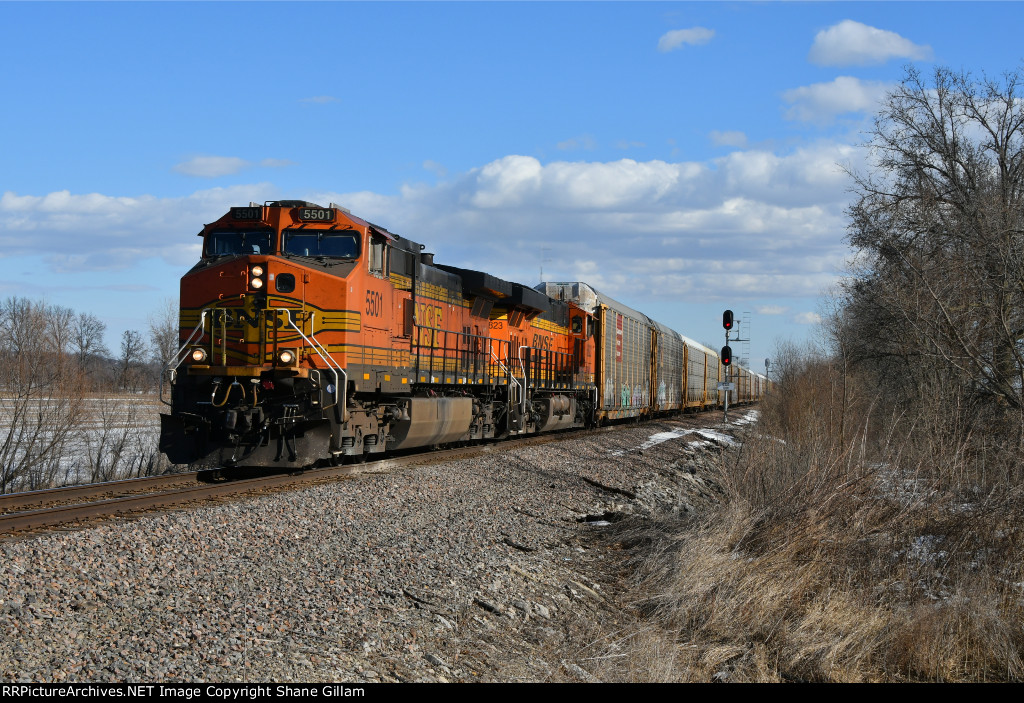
[
  {"x1": 723, "y1": 309, "x2": 734, "y2": 330},
  {"x1": 721, "y1": 345, "x2": 732, "y2": 366}
]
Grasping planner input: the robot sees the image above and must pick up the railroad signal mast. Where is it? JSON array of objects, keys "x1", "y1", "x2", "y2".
[{"x1": 719, "y1": 309, "x2": 746, "y2": 421}]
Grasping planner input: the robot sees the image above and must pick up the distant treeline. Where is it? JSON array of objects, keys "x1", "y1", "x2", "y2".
[
  {"x1": 0, "y1": 296, "x2": 178, "y2": 493},
  {"x1": 0, "y1": 296, "x2": 178, "y2": 394}
]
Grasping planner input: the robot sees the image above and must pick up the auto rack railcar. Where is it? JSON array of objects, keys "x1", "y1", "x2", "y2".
[{"x1": 536, "y1": 282, "x2": 727, "y2": 421}]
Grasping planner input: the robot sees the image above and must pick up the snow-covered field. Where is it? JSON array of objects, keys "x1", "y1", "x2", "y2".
[{"x1": 0, "y1": 394, "x2": 167, "y2": 492}]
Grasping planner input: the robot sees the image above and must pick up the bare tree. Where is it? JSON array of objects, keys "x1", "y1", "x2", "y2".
[
  {"x1": 0, "y1": 298, "x2": 182, "y2": 493},
  {"x1": 82, "y1": 395, "x2": 167, "y2": 483},
  {"x1": 0, "y1": 298, "x2": 85, "y2": 492},
  {"x1": 845, "y1": 66, "x2": 1024, "y2": 429},
  {"x1": 119, "y1": 329, "x2": 146, "y2": 393},
  {"x1": 148, "y1": 298, "x2": 180, "y2": 393},
  {"x1": 71, "y1": 311, "x2": 109, "y2": 384},
  {"x1": 45, "y1": 305, "x2": 76, "y2": 372}
]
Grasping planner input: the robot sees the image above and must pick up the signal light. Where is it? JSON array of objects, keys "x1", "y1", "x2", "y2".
[
  {"x1": 723, "y1": 310, "x2": 734, "y2": 331},
  {"x1": 721, "y1": 345, "x2": 732, "y2": 366}
]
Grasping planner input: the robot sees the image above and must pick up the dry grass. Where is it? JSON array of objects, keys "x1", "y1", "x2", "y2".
[{"x1": 594, "y1": 356, "x2": 1024, "y2": 682}]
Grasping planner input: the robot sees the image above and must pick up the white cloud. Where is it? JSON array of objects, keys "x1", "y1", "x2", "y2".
[
  {"x1": 757, "y1": 305, "x2": 789, "y2": 315},
  {"x1": 556, "y1": 135, "x2": 597, "y2": 151},
  {"x1": 259, "y1": 158, "x2": 295, "y2": 169},
  {"x1": 423, "y1": 160, "x2": 448, "y2": 178},
  {"x1": 0, "y1": 184, "x2": 279, "y2": 270},
  {"x1": 716, "y1": 143, "x2": 859, "y2": 206},
  {"x1": 657, "y1": 27, "x2": 715, "y2": 53},
  {"x1": 710, "y1": 130, "x2": 747, "y2": 148},
  {"x1": 794, "y1": 312, "x2": 823, "y2": 324},
  {"x1": 314, "y1": 146, "x2": 858, "y2": 302},
  {"x1": 173, "y1": 156, "x2": 250, "y2": 178},
  {"x1": 7, "y1": 142, "x2": 859, "y2": 306},
  {"x1": 782, "y1": 76, "x2": 891, "y2": 123},
  {"x1": 173, "y1": 156, "x2": 294, "y2": 178},
  {"x1": 808, "y1": 20, "x2": 932, "y2": 66}
]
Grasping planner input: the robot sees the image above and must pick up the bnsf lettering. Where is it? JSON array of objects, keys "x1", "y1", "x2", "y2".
[
  {"x1": 416, "y1": 303, "x2": 443, "y2": 328},
  {"x1": 532, "y1": 334, "x2": 552, "y2": 350},
  {"x1": 365, "y1": 290, "x2": 383, "y2": 317}
]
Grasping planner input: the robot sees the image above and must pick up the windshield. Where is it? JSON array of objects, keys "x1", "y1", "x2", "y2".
[
  {"x1": 282, "y1": 230, "x2": 360, "y2": 258},
  {"x1": 206, "y1": 230, "x2": 273, "y2": 257}
]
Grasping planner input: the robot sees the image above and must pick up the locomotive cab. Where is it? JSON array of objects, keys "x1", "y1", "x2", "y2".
[{"x1": 161, "y1": 202, "x2": 369, "y2": 467}]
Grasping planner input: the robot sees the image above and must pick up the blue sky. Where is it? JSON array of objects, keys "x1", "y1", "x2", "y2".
[{"x1": 2, "y1": 1, "x2": 1022, "y2": 370}]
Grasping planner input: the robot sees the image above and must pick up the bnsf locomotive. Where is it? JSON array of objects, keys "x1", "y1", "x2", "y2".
[{"x1": 159, "y1": 201, "x2": 767, "y2": 468}]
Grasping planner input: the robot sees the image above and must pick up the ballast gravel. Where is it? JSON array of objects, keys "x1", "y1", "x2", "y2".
[{"x1": 0, "y1": 412, "x2": 753, "y2": 683}]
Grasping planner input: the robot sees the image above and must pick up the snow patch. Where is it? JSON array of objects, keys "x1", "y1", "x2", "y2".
[
  {"x1": 609, "y1": 423, "x2": 742, "y2": 455},
  {"x1": 609, "y1": 428, "x2": 697, "y2": 456},
  {"x1": 732, "y1": 409, "x2": 760, "y2": 426},
  {"x1": 695, "y1": 429, "x2": 738, "y2": 446}
]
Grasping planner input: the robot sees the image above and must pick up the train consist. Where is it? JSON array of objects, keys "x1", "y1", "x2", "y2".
[{"x1": 159, "y1": 201, "x2": 768, "y2": 468}]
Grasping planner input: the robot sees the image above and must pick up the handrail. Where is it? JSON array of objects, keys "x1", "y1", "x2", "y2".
[
  {"x1": 517, "y1": 345, "x2": 532, "y2": 418},
  {"x1": 490, "y1": 343, "x2": 521, "y2": 402},
  {"x1": 273, "y1": 308, "x2": 347, "y2": 421},
  {"x1": 160, "y1": 310, "x2": 208, "y2": 406}
]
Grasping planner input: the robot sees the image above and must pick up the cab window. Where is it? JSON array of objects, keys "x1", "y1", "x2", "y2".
[
  {"x1": 369, "y1": 236, "x2": 387, "y2": 276},
  {"x1": 205, "y1": 230, "x2": 272, "y2": 257},
  {"x1": 391, "y1": 248, "x2": 413, "y2": 276},
  {"x1": 282, "y1": 230, "x2": 359, "y2": 259}
]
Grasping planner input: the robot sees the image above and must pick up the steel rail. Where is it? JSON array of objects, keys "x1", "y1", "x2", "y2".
[
  {"x1": 0, "y1": 426, "x2": 605, "y2": 535},
  {"x1": 0, "y1": 473, "x2": 203, "y2": 513},
  {"x1": 0, "y1": 406, "x2": 757, "y2": 536}
]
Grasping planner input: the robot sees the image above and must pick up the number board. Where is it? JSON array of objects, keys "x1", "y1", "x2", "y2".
[
  {"x1": 296, "y1": 207, "x2": 336, "y2": 222},
  {"x1": 231, "y1": 206, "x2": 262, "y2": 221}
]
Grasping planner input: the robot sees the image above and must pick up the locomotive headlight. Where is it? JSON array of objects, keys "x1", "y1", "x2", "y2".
[
  {"x1": 249, "y1": 264, "x2": 265, "y2": 290},
  {"x1": 190, "y1": 348, "x2": 208, "y2": 363},
  {"x1": 277, "y1": 349, "x2": 296, "y2": 365}
]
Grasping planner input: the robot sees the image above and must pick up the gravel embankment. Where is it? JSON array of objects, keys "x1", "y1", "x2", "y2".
[{"x1": 0, "y1": 411, "x2": 753, "y2": 682}]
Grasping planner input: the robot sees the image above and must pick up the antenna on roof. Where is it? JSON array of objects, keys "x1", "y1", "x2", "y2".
[{"x1": 540, "y1": 247, "x2": 552, "y2": 283}]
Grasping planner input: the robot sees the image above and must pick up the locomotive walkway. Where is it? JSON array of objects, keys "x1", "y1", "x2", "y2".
[{"x1": 0, "y1": 410, "x2": 755, "y2": 683}]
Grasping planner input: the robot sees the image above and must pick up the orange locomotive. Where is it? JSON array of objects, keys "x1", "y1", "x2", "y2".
[{"x1": 159, "y1": 201, "x2": 598, "y2": 467}]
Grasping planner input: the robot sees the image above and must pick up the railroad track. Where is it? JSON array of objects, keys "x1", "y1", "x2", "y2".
[
  {"x1": 0, "y1": 407, "x2": 756, "y2": 537},
  {"x1": 0, "y1": 423, "x2": 633, "y2": 536}
]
